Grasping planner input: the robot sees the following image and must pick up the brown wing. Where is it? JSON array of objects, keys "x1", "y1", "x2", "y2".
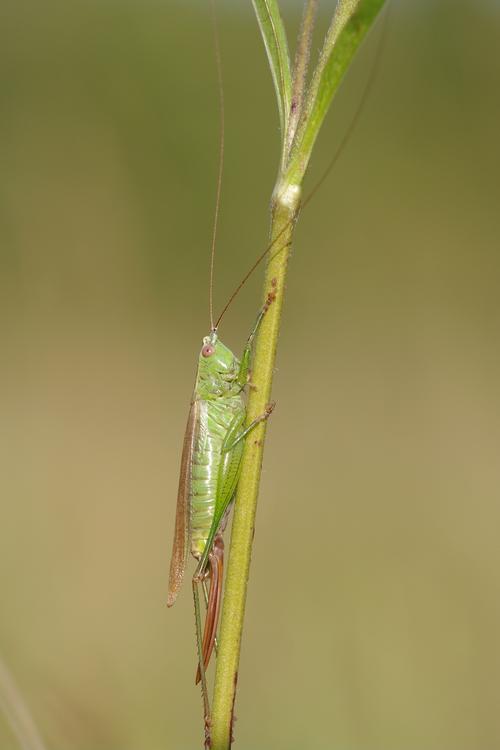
[{"x1": 167, "y1": 398, "x2": 199, "y2": 607}]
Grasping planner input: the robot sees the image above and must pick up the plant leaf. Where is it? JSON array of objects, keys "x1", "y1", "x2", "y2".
[
  {"x1": 251, "y1": 0, "x2": 292, "y2": 141},
  {"x1": 285, "y1": 0, "x2": 318, "y2": 155},
  {"x1": 286, "y1": 0, "x2": 387, "y2": 185}
]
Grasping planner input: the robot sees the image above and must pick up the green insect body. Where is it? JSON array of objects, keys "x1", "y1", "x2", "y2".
[
  {"x1": 167, "y1": 314, "x2": 271, "y2": 719},
  {"x1": 189, "y1": 342, "x2": 246, "y2": 561},
  {"x1": 168, "y1": 331, "x2": 248, "y2": 605}
]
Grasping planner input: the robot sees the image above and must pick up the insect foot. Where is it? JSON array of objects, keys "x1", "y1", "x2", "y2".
[
  {"x1": 265, "y1": 401, "x2": 276, "y2": 417},
  {"x1": 204, "y1": 716, "x2": 212, "y2": 749},
  {"x1": 263, "y1": 287, "x2": 277, "y2": 313},
  {"x1": 230, "y1": 713, "x2": 238, "y2": 744}
]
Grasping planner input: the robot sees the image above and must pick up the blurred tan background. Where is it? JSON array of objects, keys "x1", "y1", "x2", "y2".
[{"x1": 1, "y1": 1, "x2": 499, "y2": 748}]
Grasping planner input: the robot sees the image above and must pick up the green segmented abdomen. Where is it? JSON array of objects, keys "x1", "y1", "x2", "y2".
[{"x1": 190, "y1": 396, "x2": 244, "y2": 558}]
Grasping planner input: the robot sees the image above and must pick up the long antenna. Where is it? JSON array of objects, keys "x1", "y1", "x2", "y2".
[
  {"x1": 214, "y1": 6, "x2": 390, "y2": 331},
  {"x1": 209, "y1": 0, "x2": 225, "y2": 331}
]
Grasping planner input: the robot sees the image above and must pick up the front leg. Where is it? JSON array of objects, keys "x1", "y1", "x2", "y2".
[{"x1": 236, "y1": 294, "x2": 275, "y2": 389}]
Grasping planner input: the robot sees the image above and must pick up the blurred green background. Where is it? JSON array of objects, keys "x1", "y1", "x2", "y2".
[{"x1": 1, "y1": 1, "x2": 499, "y2": 748}]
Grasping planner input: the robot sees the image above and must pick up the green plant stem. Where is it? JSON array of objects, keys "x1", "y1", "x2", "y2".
[
  {"x1": 208, "y1": 2, "x2": 387, "y2": 744},
  {"x1": 210, "y1": 181, "x2": 301, "y2": 749}
]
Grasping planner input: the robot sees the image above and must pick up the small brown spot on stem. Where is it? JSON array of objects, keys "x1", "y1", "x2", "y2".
[{"x1": 263, "y1": 288, "x2": 277, "y2": 314}]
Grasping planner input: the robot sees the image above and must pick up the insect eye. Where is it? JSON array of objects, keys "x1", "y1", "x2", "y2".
[{"x1": 202, "y1": 344, "x2": 215, "y2": 358}]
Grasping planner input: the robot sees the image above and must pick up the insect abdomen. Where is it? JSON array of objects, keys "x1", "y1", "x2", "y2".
[{"x1": 190, "y1": 397, "x2": 244, "y2": 558}]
